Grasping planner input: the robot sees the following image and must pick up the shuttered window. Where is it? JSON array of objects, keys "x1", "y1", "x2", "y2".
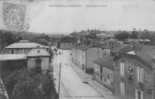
[
  {"x1": 120, "y1": 62, "x2": 125, "y2": 76},
  {"x1": 137, "y1": 67, "x2": 144, "y2": 82}
]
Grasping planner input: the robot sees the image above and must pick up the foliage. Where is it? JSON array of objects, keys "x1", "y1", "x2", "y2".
[
  {"x1": 86, "y1": 32, "x2": 97, "y2": 39},
  {"x1": 60, "y1": 36, "x2": 77, "y2": 43},
  {"x1": 3, "y1": 68, "x2": 58, "y2": 99},
  {"x1": 138, "y1": 30, "x2": 155, "y2": 44},
  {"x1": 114, "y1": 30, "x2": 140, "y2": 41},
  {"x1": 130, "y1": 30, "x2": 138, "y2": 39},
  {"x1": 31, "y1": 33, "x2": 50, "y2": 45},
  {"x1": 0, "y1": 30, "x2": 22, "y2": 49},
  {"x1": 0, "y1": 95, "x2": 7, "y2": 99},
  {"x1": 114, "y1": 31, "x2": 130, "y2": 41}
]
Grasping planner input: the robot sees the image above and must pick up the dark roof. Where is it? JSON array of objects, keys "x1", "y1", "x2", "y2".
[
  {"x1": 136, "y1": 45, "x2": 155, "y2": 69},
  {"x1": 121, "y1": 45, "x2": 155, "y2": 70},
  {"x1": 118, "y1": 44, "x2": 133, "y2": 53},
  {"x1": 94, "y1": 56, "x2": 114, "y2": 70}
]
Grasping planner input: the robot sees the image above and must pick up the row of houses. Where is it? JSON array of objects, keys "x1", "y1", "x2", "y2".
[
  {"x1": 71, "y1": 38, "x2": 121, "y2": 73},
  {"x1": 71, "y1": 38, "x2": 155, "y2": 99}
]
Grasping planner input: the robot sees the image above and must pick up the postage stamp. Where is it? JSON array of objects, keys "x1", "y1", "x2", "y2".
[{"x1": 2, "y1": 2, "x2": 26, "y2": 31}]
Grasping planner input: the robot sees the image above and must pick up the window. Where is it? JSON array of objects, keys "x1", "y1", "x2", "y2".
[
  {"x1": 100, "y1": 66, "x2": 103, "y2": 80},
  {"x1": 120, "y1": 62, "x2": 125, "y2": 76},
  {"x1": 137, "y1": 67, "x2": 144, "y2": 82},
  {"x1": 120, "y1": 82, "x2": 125, "y2": 95},
  {"x1": 135, "y1": 89, "x2": 143, "y2": 99}
]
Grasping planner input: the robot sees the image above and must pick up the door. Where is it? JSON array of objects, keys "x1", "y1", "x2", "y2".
[{"x1": 135, "y1": 89, "x2": 143, "y2": 99}]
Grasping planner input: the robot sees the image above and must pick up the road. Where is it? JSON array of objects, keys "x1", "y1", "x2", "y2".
[{"x1": 52, "y1": 50, "x2": 104, "y2": 99}]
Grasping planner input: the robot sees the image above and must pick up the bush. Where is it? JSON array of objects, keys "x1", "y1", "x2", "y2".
[
  {"x1": 3, "y1": 69, "x2": 58, "y2": 99},
  {"x1": 114, "y1": 31, "x2": 130, "y2": 41}
]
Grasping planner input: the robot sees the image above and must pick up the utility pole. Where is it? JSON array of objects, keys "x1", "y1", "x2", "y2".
[
  {"x1": 58, "y1": 63, "x2": 62, "y2": 99},
  {"x1": 85, "y1": 48, "x2": 87, "y2": 73}
]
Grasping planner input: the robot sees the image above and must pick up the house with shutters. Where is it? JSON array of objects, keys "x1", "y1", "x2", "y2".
[
  {"x1": 0, "y1": 40, "x2": 51, "y2": 74},
  {"x1": 71, "y1": 39, "x2": 123, "y2": 74},
  {"x1": 114, "y1": 45, "x2": 155, "y2": 99},
  {"x1": 71, "y1": 46, "x2": 108, "y2": 74},
  {"x1": 4, "y1": 40, "x2": 49, "y2": 54},
  {"x1": 93, "y1": 55, "x2": 114, "y2": 92}
]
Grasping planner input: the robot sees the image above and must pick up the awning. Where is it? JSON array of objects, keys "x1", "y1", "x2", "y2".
[{"x1": 0, "y1": 54, "x2": 27, "y2": 61}]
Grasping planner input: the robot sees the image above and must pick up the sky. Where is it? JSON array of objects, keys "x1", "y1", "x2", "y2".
[{"x1": 1, "y1": 0, "x2": 155, "y2": 34}]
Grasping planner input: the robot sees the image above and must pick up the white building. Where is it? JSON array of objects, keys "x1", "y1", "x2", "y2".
[
  {"x1": 4, "y1": 40, "x2": 49, "y2": 54},
  {"x1": 27, "y1": 48, "x2": 51, "y2": 74},
  {"x1": 0, "y1": 40, "x2": 51, "y2": 73}
]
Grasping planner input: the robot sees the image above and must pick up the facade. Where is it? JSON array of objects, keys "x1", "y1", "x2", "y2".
[
  {"x1": 27, "y1": 48, "x2": 51, "y2": 74},
  {"x1": 0, "y1": 40, "x2": 51, "y2": 73},
  {"x1": 60, "y1": 42, "x2": 74, "y2": 50},
  {"x1": 4, "y1": 40, "x2": 49, "y2": 54},
  {"x1": 114, "y1": 46, "x2": 155, "y2": 99},
  {"x1": 86, "y1": 48, "x2": 99, "y2": 72},
  {"x1": 71, "y1": 48, "x2": 86, "y2": 70},
  {"x1": 103, "y1": 39, "x2": 123, "y2": 50},
  {"x1": 71, "y1": 47, "x2": 109, "y2": 73},
  {"x1": 94, "y1": 56, "x2": 114, "y2": 92}
]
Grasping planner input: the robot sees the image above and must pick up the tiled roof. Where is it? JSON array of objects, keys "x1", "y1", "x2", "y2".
[
  {"x1": 136, "y1": 45, "x2": 155, "y2": 69},
  {"x1": 118, "y1": 44, "x2": 133, "y2": 53},
  {"x1": 94, "y1": 56, "x2": 114, "y2": 70},
  {"x1": 5, "y1": 40, "x2": 49, "y2": 49},
  {"x1": 121, "y1": 45, "x2": 155, "y2": 70}
]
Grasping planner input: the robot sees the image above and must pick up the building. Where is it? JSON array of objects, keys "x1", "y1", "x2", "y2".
[
  {"x1": 59, "y1": 42, "x2": 74, "y2": 50},
  {"x1": 125, "y1": 39, "x2": 151, "y2": 45},
  {"x1": 114, "y1": 45, "x2": 155, "y2": 99},
  {"x1": 0, "y1": 40, "x2": 51, "y2": 73},
  {"x1": 71, "y1": 47, "x2": 109, "y2": 74},
  {"x1": 0, "y1": 40, "x2": 52, "y2": 99},
  {"x1": 4, "y1": 40, "x2": 49, "y2": 54},
  {"x1": 71, "y1": 38, "x2": 121, "y2": 74},
  {"x1": 71, "y1": 47, "x2": 86, "y2": 71},
  {"x1": 27, "y1": 48, "x2": 51, "y2": 74},
  {"x1": 103, "y1": 39, "x2": 123, "y2": 50},
  {"x1": 93, "y1": 56, "x2": 114, "y2": 92}
]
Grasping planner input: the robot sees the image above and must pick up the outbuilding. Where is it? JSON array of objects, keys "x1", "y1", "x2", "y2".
[{"x1": 27, "y1": 48, "x2": 51, "y2": 74}]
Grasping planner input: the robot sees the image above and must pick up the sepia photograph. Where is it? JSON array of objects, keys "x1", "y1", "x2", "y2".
[{"x1": 0, "y1": 0, "x2": 154, "y2": 99}]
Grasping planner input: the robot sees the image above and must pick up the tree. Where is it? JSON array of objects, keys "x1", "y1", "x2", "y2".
[
  {"x1": 114, "y1": 31, "x2": 130, "y2": 41},
  {"x1": 60, "y1": 36, "x2": 76, "y2": 43},
  {"x1": 130, "y1": 30, "x2": 138, "y2": 39},
  {"x1": 139, "y1": 30, "x2": 150, "y2": 39},
  {"x1": 31, "y1": 33, "x2": 50, "y2": 45},
  {"x1": 0, "y1": 95, "x2": 7, "y2": 99},
  {"x1": 0, "y1": 30, "x2": 22, "y2": 50},
  {"x1": 3, "y1": 69, "x2": 58, "y2": 99},
  {"x1": 86, "y1": 32, "x2": 97, "y2": 39}
]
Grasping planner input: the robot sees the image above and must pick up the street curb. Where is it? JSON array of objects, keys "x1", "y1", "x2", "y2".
[{"x1": 71, "y1": 62, "x2": 114, "y2": 99}]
